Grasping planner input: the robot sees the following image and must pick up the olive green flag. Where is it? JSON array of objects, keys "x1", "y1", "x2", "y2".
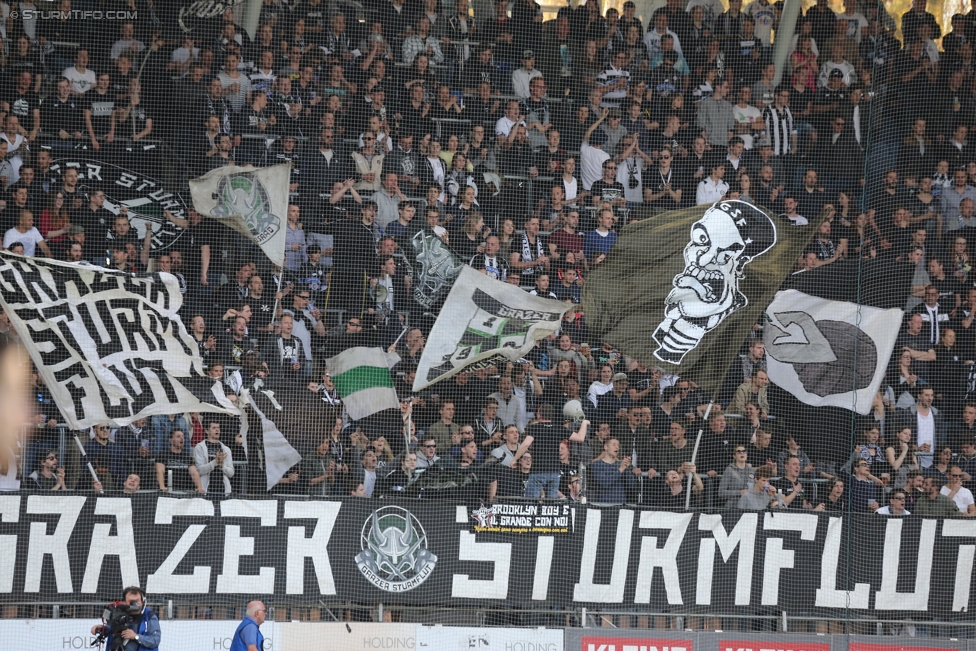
[{"x1": 582, "y1": 200, "x2": 815, "y2": 396}]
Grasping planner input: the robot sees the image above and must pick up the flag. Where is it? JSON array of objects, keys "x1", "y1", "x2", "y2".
[
  {"x1": 403, "y1": 227, "x2": 466, "y2": 309},
  {"x1": 240, "y1": 389, "x2": 304, "y2": 491},
  {"x1": 51, "y1": 154, "x2": 190, "y2": 255},
  {"x1": 189, "y1": 164, "x2": 289, "y2": 267},
  {"x1": 327, "y1": 347, "x2": 401, "y2": 420},
  {"x1": 763, "y1": 258, "x2": 913, "y2": 414},
  {"x1": 179, "y1": 0, "x2": 264, "y2": 40},
  {"x1": 414, "y1": 266, "x2": 572, "y2": 391},
  {"x1": 0, "y1": 253, "x2": 238, "y2": 428},
  {"x1": 582, "y1": 200, "x2": 814, "y2": 395}
]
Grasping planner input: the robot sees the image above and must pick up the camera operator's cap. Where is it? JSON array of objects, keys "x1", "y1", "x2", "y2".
[
  {"x1": 612, "y1": 372, "x2": 629, "y2": 382},
  {"x1": 829, "y1": 68, "x2": 845, "y2": 79},
  {"x1": 758, "y1": 136, "x2": 772, "y2": 148},
  {"x1": 608, "y1": 107, "x2": 622, "y2": 118},
  {"x1": 522, "y1": 49, "x2": 535, "y2": 59},
  {"x1": 67, "y1": 225, "x2": 85, "y2": 235}
]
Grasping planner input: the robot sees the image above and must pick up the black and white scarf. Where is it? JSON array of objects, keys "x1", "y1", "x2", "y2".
[
  {"x1": 816, "y1": 237, "x2": 836, "y2": 260},
  {"x1": 520, "y1": 233, "x2": 544, "y2": 276}
]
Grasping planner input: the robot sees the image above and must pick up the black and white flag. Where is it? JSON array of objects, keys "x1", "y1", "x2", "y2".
[
  {"x1": 413, "y1": 266, "x2": 571, "y2": 390},
  {"x1": 763, "y1": 259, "x2": 913, "y2": 414},
  {"x1": 0, "y1": 253, "x2": 238, "y2": 428}
]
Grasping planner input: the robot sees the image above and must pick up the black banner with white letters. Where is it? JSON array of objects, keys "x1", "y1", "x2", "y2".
[{"x1": 0, "y1": 495, "x2": 973, "y2": 617}]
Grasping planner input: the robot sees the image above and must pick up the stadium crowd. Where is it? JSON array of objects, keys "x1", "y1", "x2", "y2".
[{"x1": 0, "y1": 0, "x2": 976, "y2": 514}]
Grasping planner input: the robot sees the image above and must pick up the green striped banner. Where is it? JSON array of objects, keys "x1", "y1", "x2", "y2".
[{"x1": 332, "y1": 365, "x2": 395, "y2": 398}]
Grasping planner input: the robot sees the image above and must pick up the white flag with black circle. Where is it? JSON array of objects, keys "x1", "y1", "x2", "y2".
[{"x1": 763, "y1": 289, "x2": 902, "y2": 414}]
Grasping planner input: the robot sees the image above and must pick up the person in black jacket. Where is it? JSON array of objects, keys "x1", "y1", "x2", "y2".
[
  {"x1": 300, "y1": 128, "x2": 348, "y2": 210},
  {"x1": 374, "y1": 451, "x2": 418, "y2": 497},
  {"x1": 321, "y1": 203, "x2": 378, "y2": 319}
]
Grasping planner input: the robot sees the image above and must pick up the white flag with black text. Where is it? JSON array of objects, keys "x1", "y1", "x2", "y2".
[
  {"x1": 414, "y1": 266, "x2": 572, "y2": 391},
  {"x1": 0, "y1": 253, "x2": 238, "y2": 429}
]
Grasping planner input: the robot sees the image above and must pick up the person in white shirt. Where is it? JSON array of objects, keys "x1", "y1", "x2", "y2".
[
  {"x1": 491, "y1": 425, "x2": 521, "y2": 466},
  {"x1": 63, "y1": 49, "x2": 97, "y2": 96},
  {"x1": 914, "y1": 387, "x2": 937, "y2": 468},
  {"x1": 511, "y1": 50, "x2": 543, "y2": 99},
  {"x1": 696, "y1": 160, "x2": 731, "y2": 204},
  {"x1": 494, "y1": 99, "x2": 525, "y2": 142},
  {"x1": 779, "y1": 195, "x2": 809, "y2": 226},
  {"x1": 193, "y1": 420, "x2": 234, "y2": 494},
  {"x1": 587, "y1": 365, "x2": 615, "y2": 407},
  {"x1": 643, "y1": 12, "x2": 682, "y2": 59},
  {"x1": 361, "y1": 450, "x2": 378, "y2": 497},
  {"x1": 561, "y1": 157, "x2": 580, "y2": 203},
  {"x1": 3, "y1": 210, "x2": 51, "y2": 258},
  {"x1": 837, "y1": 0, "x2": 868, "y2": 44},
  {"x1": 875, "y1": 490, "x2": 911, "y2": 515},
  {"x1": 580, "y1": 109, "x2": 612, "y2": 191},
  {"x1": 743, "y1": 0, "x2": 776, "y2": 47},
  {"x1": 732, "y1": 86, "x2": 763, "y2": 149},
  {"x1": 941, "y1": 465, "x2": 976, "y2": 515},
  {"x1": 110, "y1": 22, "x2": 146, "y2": 60}
]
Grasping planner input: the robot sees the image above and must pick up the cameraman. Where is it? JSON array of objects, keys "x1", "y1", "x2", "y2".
[{"x1": 90, "y1": 586, "x2": 161, "y2": 651}]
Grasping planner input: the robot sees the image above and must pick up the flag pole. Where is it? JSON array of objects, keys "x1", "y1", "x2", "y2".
[
  {"x1": 404, "y1": 397, "x2": 414, "y2": 455},
  {"x1": 73, "y1": 435, "x2": 103, "y2": 494},
  {"x1": 685, "y1": 401, "x2": 714, "y2": 510},
  {"x1": 389, "y1": 324, "x2": 408, "y2": 351}
]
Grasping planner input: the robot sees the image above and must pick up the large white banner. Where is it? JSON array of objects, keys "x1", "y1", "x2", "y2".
[
  {"x1": 0, "y1": 253, "x2": 238, "y2": 428},
  {"x1": 189, "y1": 164, "x2": 289, "y2": 268},
  {"x1": 764, "y1": 289, "x2": 902, "y2": 414},
  {"x1": 413, "y1": 266, "x2": 571, "y2": 391}
]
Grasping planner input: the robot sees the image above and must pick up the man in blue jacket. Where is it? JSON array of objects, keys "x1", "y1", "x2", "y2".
[
  {"x1": 230, "y1": 601, "x2": 267, "y2": 651},
  {"x1": 90, "y1": 587, "x2": 161, "y2": 651}
]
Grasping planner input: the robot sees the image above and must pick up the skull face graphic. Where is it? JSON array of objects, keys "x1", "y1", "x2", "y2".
[{"x1": 654, "y1": 201, "x2": 776, "y2": 363}]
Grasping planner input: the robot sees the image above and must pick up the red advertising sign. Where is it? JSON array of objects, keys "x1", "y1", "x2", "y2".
[
  {"x1": 580, "y1": 637, "x2": 694, "y2": 651},
  {"x1": 720, "y1": 640, "x2": 831, "y2": 651}
]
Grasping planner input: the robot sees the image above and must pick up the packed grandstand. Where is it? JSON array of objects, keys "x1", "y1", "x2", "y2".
[{"x1": 1, "y1": 0, "x2": 976, "y2": 643}]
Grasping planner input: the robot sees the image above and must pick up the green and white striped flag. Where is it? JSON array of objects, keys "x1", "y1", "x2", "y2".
[{"x1": 327, "y1": 347, "x2": 401, "y2": 420}]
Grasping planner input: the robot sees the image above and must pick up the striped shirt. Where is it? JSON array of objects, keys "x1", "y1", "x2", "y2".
[
  {"x1": 596, "y1": 65, "x2": 630, "y2": 105},
  {"x1": 761, "y1": 104, "x2": 795, "y2": 156}
]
